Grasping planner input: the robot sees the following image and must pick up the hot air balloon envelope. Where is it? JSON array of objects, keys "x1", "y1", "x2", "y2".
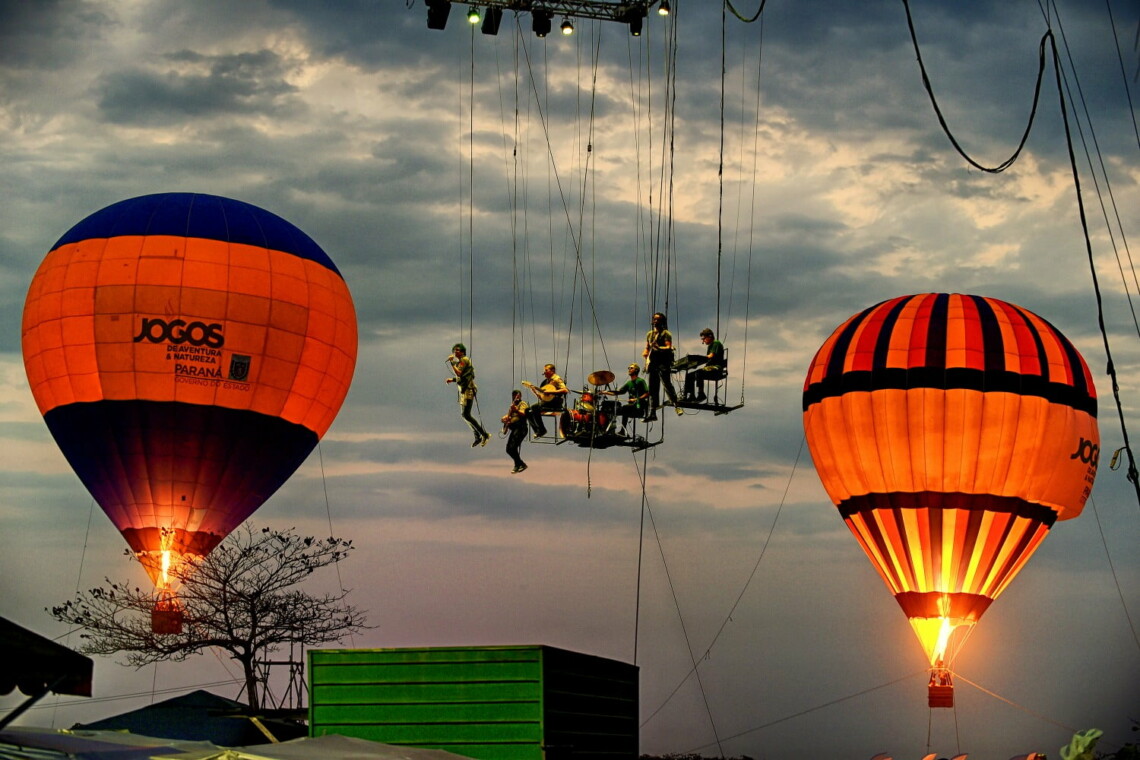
[
  {"x1": 22, "y1": 193, "x2": 358, "y2": 610},
  {"x1": 802, "y1": 293, "x2": 1098, "y2": 702}
]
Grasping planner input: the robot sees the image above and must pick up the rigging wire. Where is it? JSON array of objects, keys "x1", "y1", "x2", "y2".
[
  {"x1": 634, "y1": 454, "x2": 725, "y2": 758},
  {"x1": 683, "y1": 669, "x2": 927, "y2": 753},
  {"x1": 1105, "y1": 0, "x2": 1140, "y2": 152},
  {"x1": 516, "y1": 32, "x2": 612, "y2": 374},
  {"x1": 1045, "y1": 27, "x2": 1140, "y2": 512},
  {"x1": 902, "y1": 0, "x2": 1140, "y2": 511},
  {"x1": 951, "y1": 672, "x2": 1081, "y2": 735},
  {"x1": 1088, "y1": 496, "x2": 1140, "y2": 652},
  {"x1": 717, "y1": 1, "x2": 727, "y2": 336},
  {"x1": 1048, "y1": 0, "x2": 1140, "y2": 340},
  {"x1": 734, "y1": 11, "x2": 765, "y2": 406},
  {"x1": 640, "y1": 435, "x2": 804, "y2": 728}
]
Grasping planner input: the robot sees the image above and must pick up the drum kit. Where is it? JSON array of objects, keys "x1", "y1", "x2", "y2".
[{"x1": 559, "y1": 369, "x2": 620, "y2": 441}]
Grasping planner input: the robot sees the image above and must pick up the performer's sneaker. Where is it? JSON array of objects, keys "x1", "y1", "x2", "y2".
[
  {"x1": 481, "y1": 433, "x2": 490, "y2": 446},
  {"x1": 513, "y1": 463, "x2": 528, "y2": 474}
]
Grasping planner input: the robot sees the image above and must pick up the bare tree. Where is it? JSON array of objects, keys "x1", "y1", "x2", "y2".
[{"x1": 50, "y1": 524, "x2": 369, "y2": 711}]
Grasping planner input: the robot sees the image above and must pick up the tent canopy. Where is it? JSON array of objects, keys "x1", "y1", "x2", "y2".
[
  {"x1": 0, "y1": 616, "x2": 93, "y2": 698},
  {"x1": 154, "y1": 734, "x2": 477, "y2": 760},
  {"x1": 75, "y1": 690, "x2": 306, "y2": 746},
  {"x1": 0, "y1": 726, "x2": 220, "y2": 759}
]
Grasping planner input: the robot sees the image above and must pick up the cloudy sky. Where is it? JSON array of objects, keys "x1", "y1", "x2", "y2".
[{"x1": 2, "y1": 0, "x2": 1139, "y2": 758}]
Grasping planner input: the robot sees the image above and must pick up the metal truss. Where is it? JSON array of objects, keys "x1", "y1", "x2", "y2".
[{"x1": 432, "y1": 1, "x2": 665, "y2": 23}]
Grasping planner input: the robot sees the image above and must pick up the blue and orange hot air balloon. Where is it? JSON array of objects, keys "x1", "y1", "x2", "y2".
[
  {"x1": 21, "y1": 193, "x2": 357, "y2": 632},
  {"x1": 802, "y1": 293, "x2": 1098, "y2": 707}
]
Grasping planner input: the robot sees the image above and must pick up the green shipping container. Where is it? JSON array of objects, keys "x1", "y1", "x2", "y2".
[{"x1": 308, "y1": 645, "x2": 638, "y2": 760}]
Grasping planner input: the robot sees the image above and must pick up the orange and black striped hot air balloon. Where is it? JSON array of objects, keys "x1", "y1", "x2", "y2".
[
  {"x1": 802, "y1": 293, "x2": 1098, "y2": 707},
  {"x1": 22, "y1": 193, "x2": 358, "y2": 632}
]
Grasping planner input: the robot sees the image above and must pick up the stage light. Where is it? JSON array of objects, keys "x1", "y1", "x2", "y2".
[
  {"x1": 467, "y1": 5, "x2": 481, "y2": 24},
  {"x1": 658, "y1": 1, "x2": 671, "y2": 15},
  {"x1": 532, "y1": 10, "x2": 552, "y2": 37},
  {"x1": 481, "y1": 7, "x2": 503, "y2": 34},
  {"x1": 560, "y1": 17, "x2": 574, "y2": 35},
  {"x1": 628, "y1": 13, "x2": 643, "y2": 36},
  {"x1": 426, "y1": 0, "x2": 451, "y2": 30}
]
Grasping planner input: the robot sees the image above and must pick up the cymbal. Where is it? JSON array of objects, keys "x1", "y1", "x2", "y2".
[{"x1": 587, "y1": 369, "x2": 615, "y2": 386}]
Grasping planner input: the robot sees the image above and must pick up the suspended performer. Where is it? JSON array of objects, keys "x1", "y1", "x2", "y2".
[
  {"x1": 524, "y1": 363, "x2": 569, "y2": 437},
  {"x1": 602, "y1": 363, "x2": 651, "y2": 430},
  {"x1": 500, "y1": 389, "x2": 529, "y2": 473},
  {"x1": 682, "y1": 327, "x2": 726, "y2": 402},
  {"x1": 445, "y1": 343, "x2": 490, "y2": 447},
  {"x1": 643, "y1": 312, "x2": 681, "y2": 418}
]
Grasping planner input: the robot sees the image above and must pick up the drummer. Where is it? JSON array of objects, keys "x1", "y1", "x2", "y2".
[{"x1": 602, "y1": 363, "x2": 652, "y2": 425}]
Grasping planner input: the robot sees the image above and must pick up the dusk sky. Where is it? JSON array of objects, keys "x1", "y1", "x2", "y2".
[{"x1": 2, "y1": 1, "x2": 1139, "y2": 758}]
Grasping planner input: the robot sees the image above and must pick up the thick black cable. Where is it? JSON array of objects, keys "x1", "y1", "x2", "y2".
[
  {"x1": 725, "y1": 0, "x2": 767, "y2": 24},
  {"x1": 1049, "y1": 0, "x2": 1140, "y2": 340},
  {"x1": 902, "y1": 0, "x2": 1047, "y2": 174},
  {"x1": 1046, "y1": 30, "x2": 1140, "y2": 509}
]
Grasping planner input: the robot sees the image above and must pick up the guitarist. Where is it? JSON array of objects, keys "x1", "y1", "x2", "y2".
[
  {"x1": 642, "y1": 312, "x2": 682, "y2": 419},
  {"x1": 524, "y1": 363, "x2": 569, "y2": 437},
  {"x1": 501, "y1": 389, "x2": 529, "y2": 473}
]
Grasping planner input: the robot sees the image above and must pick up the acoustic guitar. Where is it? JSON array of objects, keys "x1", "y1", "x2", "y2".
[{"x1": 522, "y1": 380, "x2": 561, "y2": 403}]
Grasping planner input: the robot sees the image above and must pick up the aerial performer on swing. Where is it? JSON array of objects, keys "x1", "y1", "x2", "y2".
[
  {"x1": 681, "y1": 327, "x2": 726, "y2": 403},
  {"x1": 523, "y1": 363, "x2": 569, "y2": 438},
  {"x1": 643, "y1": 312, "x2": 682, "y2": 418},
  {"x1": 445, "y1": 343, "x2": 490, "y2": 447}
]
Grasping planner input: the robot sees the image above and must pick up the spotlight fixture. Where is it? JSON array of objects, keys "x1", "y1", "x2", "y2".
[
  {"x1": 658, "y1": 0, "x2": 671, "y2": 15},
  {"x1": 560, "y1": 17, "x2": 574, "y2": 35},
  {"x1": 467, "y1": 5, "x2": 481, "y2": 24},
  {"x1": 628, "y1": 13, "x2": 643, "y2": 36},
  {"x1": 425, "y1": 0, "x2": 452, "y2": 30},
  {"x1": 532, "y1": 10, "x2": 552, "y2": 37},
  {"x1": 481, "y1": 7, "x2": 502, "y2": 35}
]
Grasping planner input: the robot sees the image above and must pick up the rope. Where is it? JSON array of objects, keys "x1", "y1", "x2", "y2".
[
  {"x1": 1105, "y1": 0, "x2": 1140, "y2": 152},
  {"x1": 317, "y1": 442, "x2": 353, "y2": 648},
  {"x1": 736, "y1": 12, "x2": 764, "y2": 405},
  {"x1": 641, "y1": 434, "x2": 805, "y2": 728},
  {"x1": 50, "y1": 498, "x2": 97, "y2": 727},
  {"x1": 683, "y1": 670, "x2": 926, "y2": 752},
  {"x1": 1088, "y1": 497, "x2": 1140, "y2": 652},
  {"x1": 635, "y1": 454, "x2": 725, "y2": 757},
  {"x1": 952, "y1": 672, "x2": 1080, "y2": 734},
  {"x1": 716, "y1": 2, "x2": 726, "y2": 336}
]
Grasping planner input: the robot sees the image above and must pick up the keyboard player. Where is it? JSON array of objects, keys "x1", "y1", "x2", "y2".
[{"x1": 681, "y1": 328, "x2": 725, "y2": 402}]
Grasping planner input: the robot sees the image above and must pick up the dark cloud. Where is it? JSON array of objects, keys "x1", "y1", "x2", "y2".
[{"x1": 96, "y1": 49, "x2": 301, "y2": 125}]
